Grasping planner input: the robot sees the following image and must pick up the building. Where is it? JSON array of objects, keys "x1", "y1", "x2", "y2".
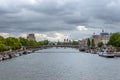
[
  {"x1": 92, "y1": 30, "x2": 111, "y2": 47},
  {"x1": 79, "y1": 38, "x2": 88, "y2": 47},
  {"x1": 27, "y1": 33, "x2": 36, "y2": 41},
  {"x1": 79, "y1": 30, "x2": 111, "y2": 47},
  {"x1": 79, "y1": 39, "x2": 88, "y2": 47}
]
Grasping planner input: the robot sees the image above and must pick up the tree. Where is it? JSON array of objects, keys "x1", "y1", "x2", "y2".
[
  {"x1": 19, "y1": 37, "x2": 29, "y2": 46},
  {"x1": 98, "y1": 42, "x2": 104, "y2": 47},
  {"x1": 0, "y1": 44, "x2": 9, "y2": 52},
  {"x1": 0, "y1": 36, "x2": 5, "y2": 44},
  {"x1": 43, "y1": 40, "x2": 49, "y2": 45},
  {"x1": 38, "y1": 40, "x2": 49, "y2": 46},
  {"x1": 0, "y1": 36, "x2": 9, "y2": 52},
  {"x1": 115, "y1": 37, "x2": 120, "y2": 47},
  {"x1": 12, "y1": 43, "x2": 22, "y2": 50},
  {"x1": 6, "y1": 37, "x2": 22, "y2": 50},
  {"x1": 108, "y1": 33, "x2": 120, "y2": 47},
  {"x1": 72, "y1": 40, "x2": 79, "y2": 45},
  {"x1": 28, "y1": 40, "x2": 38, "y2": 47},
  {"x1": 57, "y1": 41, "x2": 61, "y2": 45},
  {"x1": 38, "y1": 41, "x2": 44, "y2": 46},
  {"x1": 87, "y1": 38, "x2": 91, "y2": 47},
  {"x1": 91, "y1": 39, "x2": 95, "y2": 47}
]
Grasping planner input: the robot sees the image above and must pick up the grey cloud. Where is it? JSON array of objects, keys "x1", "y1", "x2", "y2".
[{"x1": 0, "y1": 0, "x2": 120, "y2": 35}]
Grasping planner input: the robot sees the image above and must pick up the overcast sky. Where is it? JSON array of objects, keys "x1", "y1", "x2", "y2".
[{"x1": 0, "y1": 0, "x2": 120, "y2": 41}]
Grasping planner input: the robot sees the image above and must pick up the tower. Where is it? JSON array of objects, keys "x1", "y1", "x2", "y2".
[{"x1": 27, "y1": 33, "x2": 36, "y2": 41}]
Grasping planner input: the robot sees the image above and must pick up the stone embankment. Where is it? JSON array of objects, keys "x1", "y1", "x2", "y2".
[{"x1": 0, "y1": 48, "x2": 40, "y2": 61}]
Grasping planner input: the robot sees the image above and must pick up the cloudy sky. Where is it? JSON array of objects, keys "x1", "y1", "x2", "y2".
[{"x1": 0, "y1": 0, "x2": 120, "y2": 41}]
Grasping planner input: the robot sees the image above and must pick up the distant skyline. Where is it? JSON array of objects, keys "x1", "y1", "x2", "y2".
[{"x1": 0, "y1": 0, "x2": 120, "y2": 41}]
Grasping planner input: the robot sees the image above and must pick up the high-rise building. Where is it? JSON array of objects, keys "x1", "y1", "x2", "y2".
[{"x1": 27, "y1": 33, "x2": 36, "y2": 41}]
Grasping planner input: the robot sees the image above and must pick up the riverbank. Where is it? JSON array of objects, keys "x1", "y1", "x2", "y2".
[
  {"x1": 79, "y1": 47, "x2": 120, "y2": 58},
  {"x1": 0, "y1": 48, "x2": 40, "y2": 61},
  {"x1": 0, "y1": 47, "x2": 77, "y2": 61}
]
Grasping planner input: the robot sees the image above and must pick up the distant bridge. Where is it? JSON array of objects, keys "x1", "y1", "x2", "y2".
[{"x1": 26, "y1": 45, "x2": 79, "y2": 49}]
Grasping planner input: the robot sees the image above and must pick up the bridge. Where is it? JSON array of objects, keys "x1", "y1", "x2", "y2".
[{"x1": 26, "y1": 45, "x2": 80, "y2": 49}]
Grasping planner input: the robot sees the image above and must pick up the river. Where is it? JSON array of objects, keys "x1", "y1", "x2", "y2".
[{"x1": 0, "y1": 48, "x2": 120, "y2": 80}]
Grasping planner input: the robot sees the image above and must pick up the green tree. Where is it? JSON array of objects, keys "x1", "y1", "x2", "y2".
[
  {"x1": 28, "y1": 40, "x2": 38, "y2": 47},
  {"x1": 57, "y1": 41, "x2": 61, "y2": 45},
  {"x1": 0, "y1": 44, "x2": 9, "y2": 52},
  {"x1": 19, "y1": 37, "x2": 29, "y2": 46},
  {"x1": 72, "y1": 40, "x2": 79, "y2": 45},
  {"x1": 6, "y1": 37, "x2": 22, "y2": 50},
  {"x1": 91, "y1": 39, "x2": 95, "y2": 47},
  {"x1": 0, "y1": 36, "x2": 5, "y2": 44},
  {"x1": 12, "y1": 43, "x2": 22, "y2": 50},
  {"x1": 38, "y1": 41, "x2": 44, "y2": 46},
  {"x1": 115, "y1": 37, "x2": 120, "y2": 47},
  {"x1": 87, "y1": 38, "x2": 91, "y2": 47},
  {"x1": 38, "y1": 40, "x2": 49, "y2": 46},
  {"x1": 0, "y1": 36, "x2": 9, "y2": 52},
  {"x1": 108, "y1": 33, "x2": 120, "y2": 47},
  {"x1": 98, "y1": 42, "x2": 104, "y2": 47},
  {"x1": 43, "y1": 40, "x2": 49, "y2": 45}
]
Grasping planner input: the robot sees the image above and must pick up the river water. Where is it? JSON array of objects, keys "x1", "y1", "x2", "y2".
[{"x1": 0, "y1": 48, "x2": 120, "y2": 80}]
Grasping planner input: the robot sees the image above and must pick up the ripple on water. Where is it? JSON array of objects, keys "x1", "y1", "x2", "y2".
[{"x1": 0, "y1": 48, "x2": 120, "y2": 80}]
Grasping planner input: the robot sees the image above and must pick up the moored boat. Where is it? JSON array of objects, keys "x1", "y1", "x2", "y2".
[
  {"x1": 2, "y1": 54, "x2": 10, "y2": 60},
  {"x1": 79, "y1": 48, "x2": 85, "y2": 52},
  {"x1": 98, "y1": 50, "x2": 115, "y2": 58}
]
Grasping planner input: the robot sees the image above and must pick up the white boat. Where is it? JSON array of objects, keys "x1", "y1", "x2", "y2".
[
  {"x1": 15, "y1": 53, "x2": 20, "y2": 57},
  {"x1": 98, "y1": 50, "x2": 115, "y2": 58}
]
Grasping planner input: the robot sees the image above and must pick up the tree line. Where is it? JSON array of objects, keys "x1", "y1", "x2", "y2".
[{"x1": 0, "y1": 36, "x2": 49, "y2": 52}]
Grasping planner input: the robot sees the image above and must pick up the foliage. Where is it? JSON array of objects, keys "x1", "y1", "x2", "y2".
[
  {"x1": 87, "y1": 38, "x2": 91, "y2": 47},
  {"x1": 108, "y1": 33, "x2": 120, "y2": 47},
  {"x1": 97, "y1": 42, "x2": 104, "y2": 47},
  {"x1": 72, "y1": 40, "x2": 79, "y2": 45},
  {"x1": 38, "y1": 41, "x2": 44, "y2": 46},
  {"x1": 0, "y1": 44, "x2": 9, "y2": 52},
  {"x1": 91, "y1": 39, "x2": 95, "y2": 47},
  {"x1": 0, "y1": 36, "x2": 50, "y2": 52},
  {"x1": 6, "y1": 37, "x2": 22, "y2": 50},
  {"x1": 38, "y1": 40, "x2": 49, "y2": 46},
  {"x1": 0, "y1": 36, "x2": 5, "y2": 44},
  {"x1": 0, "y1": 36, "x2": 9, "y2": 52},
  {"x1": 57, "y1": 41, "x2": 61, "y2": 45},
  {"x1": 43, "y1": 40, "x2": 49, "y2": 45},
  {"x1": 19, "y1": 37, "x2": 29, "y2": 46},
  {"x1": 12, "y1": 43, "x2": 22, "y2": 50},
  {"x1": 28, "y1": 40, "x2": 39, "y2": 47}
]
